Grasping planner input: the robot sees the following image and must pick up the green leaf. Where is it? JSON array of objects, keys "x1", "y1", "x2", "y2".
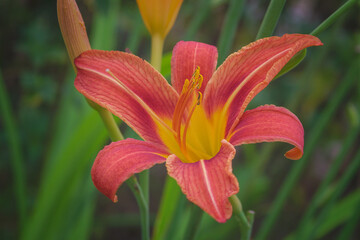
[
  {"x1": 274, "y1": 49, "x2": 307, "y2": 79},
  {"x1": 217, "y1": 0, "x2": 245, "y2": 64},
  {"x1": 315, "y1": 190, "x2": 360, "y2": 238},
  {"x1": 152, "y1": 177, "x2": 182, "y2": 240}
]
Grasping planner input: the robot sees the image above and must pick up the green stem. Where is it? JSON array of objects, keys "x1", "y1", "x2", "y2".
[
  {"x1": 256, "y1": 0, "x2": 287, "y2": 39},
  {"x1": 98, "y1": 107, "x2": 149, "y2": 240},
  {"x1": 135, "y1": 32, "x2": 165, "y2": 240},
  {"x1": 310, "y1": 0, "x2": 357, "y2": 36},
  {"x1": 97, "y1": 107, "x2": 124, "y2": 141},
  {"x1": 229, "y1": 195, "x2": 255, "y2": 240},
  {"x1": 87, "y1": 98, "x2": 150, "y2": 240},
  {"x1": 0, "y1": 70, "x2": 27, "y2": 230},
  {"x1": 255, "y1": 60, "x2": 359, "y2": 240},
  {"x1": 84, "y1": 54, "x2": 150, "y2": 240},
  {"x1": 127, "y1": 176, "x2": 150, "y2": 240},
  {"x1": 150, "y1": 33, "x2": 164, "y2": 72}
]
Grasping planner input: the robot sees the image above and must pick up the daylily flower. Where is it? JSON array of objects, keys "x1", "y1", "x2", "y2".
[
  {"x1": 74, "y1": 34, "x2": 322, "y2": 223},
  {"x1": 136, "y1": 0, "x2": 183, "y2": 39}
]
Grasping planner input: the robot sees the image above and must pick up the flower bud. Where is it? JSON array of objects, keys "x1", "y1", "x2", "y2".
[
  {"x1": 136, "y1": 0, "x2": 183, "y2": 39},
  {"x1": 57, "y1": 0, "x2": 91, "y2": 71}
]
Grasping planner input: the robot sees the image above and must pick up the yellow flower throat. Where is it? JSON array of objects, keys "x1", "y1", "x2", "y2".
[{"x1": 158, "y1": 67, "x2": 225, "y2": 163}]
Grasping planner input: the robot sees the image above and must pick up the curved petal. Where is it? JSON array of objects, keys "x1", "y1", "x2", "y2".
[
  {"x1": 75, "y1": 50, "x2": 178, "y2": 145},
  {"x1": 91, "y1": 139, "x2": 168, "y2": 202},
  {"x1": 166, "y1": 140, "x2": 239, "y2": 222},
  {"x1": 228, "y1": 105, "x2": 304, "y2": 160},
  {"x1": 171, "y1": 41, "x2": 218, "y2": 94},
  {"x1": 203, "y1": 34, "x2": 322, "y2": 137}
]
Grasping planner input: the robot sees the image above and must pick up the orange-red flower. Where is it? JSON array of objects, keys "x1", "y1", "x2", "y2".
[{"x1": 74, "y1": 34, "x2": 322, "y2": 222}]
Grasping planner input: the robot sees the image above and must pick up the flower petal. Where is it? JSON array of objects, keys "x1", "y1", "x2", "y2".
[
  {"x1": 203, "y1": 34, "x2": 322, "y2": 137},
  {"x1": 171, "y1": 41, "x2": 218, "y2": 94},
  {"x1": 75, "y1": 50, "x2": 178, "y2": 145},
  {"x1": 91, "y1": 139, "x2": 168, "y2": 202},
  {"x1": 166, "y1": 140, "x2": 239, "y2": 222},
  {"x1": 228, "y1": 105, "x2": 304, "y2": 160}
]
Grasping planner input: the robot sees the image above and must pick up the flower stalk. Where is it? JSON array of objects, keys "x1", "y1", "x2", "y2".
[
  {"x1": 58, "y1": 1, "x2": 148, "y2": 239},
  {"x1": 150, "y1": 33, "x2": 164, "y2": 72},
  {"x1": 229, "y1": 195, "x2": 255, "y2": 240}
]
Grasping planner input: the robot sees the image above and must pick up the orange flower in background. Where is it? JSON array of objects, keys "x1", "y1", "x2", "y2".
[
  {"x1": 74, "y1": 34, "x2": 322, "y2": 222},
  {"x1": 136, "y1": 0, "x2": 183, "y2": 39}
]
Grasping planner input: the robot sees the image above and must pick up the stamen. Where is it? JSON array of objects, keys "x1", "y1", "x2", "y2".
[
  {"x1": 172, "y1": 66, "x2": 203, "y2": 161},
  {"x1": 181, "y1": 92, "x2": 202, "y2": 153}
]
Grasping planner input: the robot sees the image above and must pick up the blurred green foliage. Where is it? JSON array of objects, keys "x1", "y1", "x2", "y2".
[{"x1": 0, "y1": 0, "x2": 359, "y2": 239}]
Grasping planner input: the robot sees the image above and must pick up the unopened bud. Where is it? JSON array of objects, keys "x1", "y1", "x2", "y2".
[
  {"x1": 136, "y1": 0, "x2": 183, "y2": 39},
  {"x1": 57, "y1": 0, "x2": 91, "y2": 71}
]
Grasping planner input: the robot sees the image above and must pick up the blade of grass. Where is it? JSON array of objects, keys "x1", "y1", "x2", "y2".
[
  {"x1": 255, "y1": 59, "x2": 360, "y2": 240},
  {"x1": 41, "y1": 130, "x2": 106, "y2": 240},
  {"x1": 305, "y1": 148, "x2": 360, "y2": 239},
  {"x1": 296, "y1": 123, "x2": 360, "y2": 239},
  {"x1": 182, "y1": 204, "x2": 204, "y2": 240},
  {"x1": 184, "y1": 0, "x2": 211, "y2": 41},
  {"x1": 23, "y1": 0, "x2": 122, "y2": 239},
  {"x1": 217, "y1": 0, "x2": 245, "y2": 64},
  {"x1": 196, "y1": 216, "x2": 237, "y2": 240},
  {"x1": 69, "y1": 181, "x2": 96, "y2": 240},
  {"x1": 125, "y1": 9, "x2": 145, "y2": 54},
  {"x1": 275, "y1": 0, "x2": 357, "y2": 81},
  {"x1": 336, "y1": 197, "x2": 360, "y2": 240},
  {"x1": 255, "y1": 0, "x2": 287, "y2": 40},
  {"x1": 162, "y1": 191, "x2": 188, "y2": 240},
  {"x1": 91, "y1": 0, "x2": 120, "y2": 50},
  {"x1": 315, "y1": 190, "x2": 360, "y2": 239},
  {"x1": 0, "y1": 69, "x2": 27, "y2": 230},
  {"x1": 21, "y1": 110, "x2": 106, "y2": 240},
  {"x1": 152, "y1": 177, "x2": 182, "y2": 240},
  {"x1": 310, "y1": 0, "x2": 358, "y2": 37}
]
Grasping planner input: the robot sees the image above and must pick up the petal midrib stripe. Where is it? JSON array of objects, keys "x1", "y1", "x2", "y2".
[
  {"x1": 221, "y1": 48, "x2": 291, "y2": 116},
  {"x1": 78, "y1": 66, "x2": 176, "y2": 135},
  {"x1": 199, "y1": 159, "x2": 222, "y2": 218}
]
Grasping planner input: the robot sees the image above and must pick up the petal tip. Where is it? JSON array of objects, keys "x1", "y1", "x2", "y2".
[{"x1": 284, "y1": 147, "x2": 303, "y2": 160}]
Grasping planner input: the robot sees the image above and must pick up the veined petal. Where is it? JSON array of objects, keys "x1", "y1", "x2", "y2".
[
  {"x1": 228, "y1": 105, "x2": 304, "y2": 160},
  {"x1": 166, "y1": 140, "x2": 239, "y2": 222},
  {"x1": 91, "y1": 139, "x2": 168, "y2": 202},
  {"x1": 171, "y1": 41, "x2": 218, "y2": 94},
  {"x1": 203, "y1": 34, "x2": 322, "y2": 137},
  {"x1": 75, "y1": 50, "x2": 178, "y2": 145}
]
